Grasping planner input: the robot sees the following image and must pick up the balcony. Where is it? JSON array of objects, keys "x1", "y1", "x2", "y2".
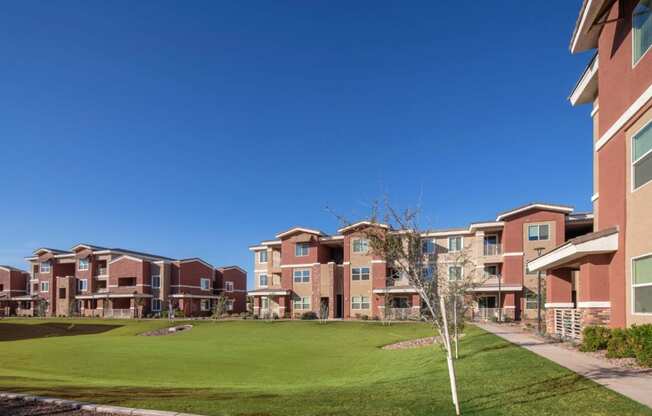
[
  {"x1": 483, "y1": 245, "x2": 502, "y2": 256},
  {"x1": 95, "y1": 267, "x2": 108, "y2": 277}
]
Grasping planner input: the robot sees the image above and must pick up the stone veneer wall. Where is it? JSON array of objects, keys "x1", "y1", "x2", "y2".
[{"x1": 579, "y1": 307, "x2": 611, "y2": 327}]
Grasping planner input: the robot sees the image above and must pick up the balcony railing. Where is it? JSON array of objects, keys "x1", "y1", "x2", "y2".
[
  {"x1": 95, "y1": 267, "x2": 108, "y2": 276},
  {"x1": 483, "y1": 273, "x2": 502, "y2": 280},
  {"x1": 483, "y1": 245, "x2": 502, "y2": 256},
  {"x1": 473, "y1": 307, "x2": 505, "y2": 321}
]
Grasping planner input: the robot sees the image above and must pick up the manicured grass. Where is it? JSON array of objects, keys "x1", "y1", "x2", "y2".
[{"x1": 0, "y1": 319, "x2": 649, "y2": 416}]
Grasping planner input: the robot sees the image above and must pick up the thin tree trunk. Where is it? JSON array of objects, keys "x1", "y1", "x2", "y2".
[
  {"x1": 439, "y1": 296, "x2": 460, "y2": 416},
  {"x1": 453, "y1": 296, "x2": 459, "y2": 360}
]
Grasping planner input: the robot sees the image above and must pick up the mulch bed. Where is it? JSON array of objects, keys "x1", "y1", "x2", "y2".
[
  {"x1": 382, "y1": 337, "x2": 437, "y2": 350},
  {"x1": 0, "y1": 397, "x2": 114, "y2": 416},
  {"x1": 139, "y1": 324, "x2": 193, "y2": 337}
]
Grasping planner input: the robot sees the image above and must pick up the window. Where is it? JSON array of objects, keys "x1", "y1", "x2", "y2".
[
  {"x1": 351, "y1": 267, "x2": 370, "y2": 281},
  {"x1": 227, "y1": 299, "x2": 234, "y2": 311},
  {"x1": 448, "y1": 266, "x2": 462, "y2": 281},
  {"x1": 58, "y1": 287, "x2": 66, "y2": 299},
  {"x1": 633, "y1": 120, "x2": 652, "y2": 191},
  {"x1": 351, "y1": 296, "x2": 370, "y2": 309},
  {"x1": 391, "y1": 297, "x2": 409, "y2": 308},
  {"x1": 78, "y1": 258, "x2": 89, "y2": 271},
  {"x1": 261, "y1": 297, "x2": 269, "y2": 309},
  {"x1": 118, "y1": 277, "x2": 136, "y2": 287},
  {"x1": 295, "y1": 243, "x2": 309, "y2": 257},
  {"x1": 525, "y1": 291, "x2": 538, "y2": 309},
  {"x1": 259, "y1": 274, "x2": 268, "y2": 287},
  {"x1": 78, "y1": 279, "x2": 88, "y2": 292},
  {"x1": 633, "y1": 254, "x2": 652, "y2": 314},
  {"x1": 200, "y1": 278, "x2": 211, "y2": 290},
  {"x1": 528, "y1": 224, "x2": 550, "y2": 241},
  {"x1": 151, "y1": 275, "x2": 161, "y2": 289},
  {"x1": 422, "y1": 239, "x2": 435, "y2": 254},
  {"x1": 484, "y1": 265, "x2": 498, "y2": 278},
  {"x1": 40, "y1": 261, "x2": 51, "y2": 273},
  {"x1": 258, "y1": 250, "x2": 268, "y2": 263},
  {"x1": 633, "y1": 0, "x2": 652, "y2": 65},
  {"x1": 422, "y1": 266, "x2": 434, "y2": 280},
  {"x1": 293, "y1": 269, "x2": 310, "y2": 283},
  {"x1": 448, "y1": 236, "x2": 462, "y2": 252},
  {"x1": 200, "y1": 299, "x2": 211, "y2": 311},
  {"x1": 151, "y1": 299, "x2": 162, "y2": 312},
  {"x1": 40, "y1": 281, "x2": 49, "y2": 292},
  {"x1": 352, "y1": 239, "x2": 369, "y2": 253},
  {"x1": 225, "y1": 281, "x2": 234, "y2": 292},
  {"x1": 293, "y1": 296, "x2": 310, "y2": 310}
]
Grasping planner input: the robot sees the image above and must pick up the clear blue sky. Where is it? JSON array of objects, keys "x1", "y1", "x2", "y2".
[{"x1": 0, "y1": 1, "x2": 594, "y2": 286}]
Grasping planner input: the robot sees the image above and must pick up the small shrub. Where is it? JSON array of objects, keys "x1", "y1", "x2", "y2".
[
  {"x1": 580, "y1": 325, "x2": 611, "y2": 352},
  {"x1": 253, "y1": 314, "x2": 259, "y2": 320},
  {"x1": 361, "y1": 314, "x2": 369, "y2": 321},
  {"x1": 628, "y1": 324, "x2": 652, "y2": 367},
  {"x1": 354, "y1": 313, "x2": 361, "y2": 320},
  {"x1": 301, "y1": 311, "x2": 318, "y2": 320},
  {"x1": 372, "y1": 315, "x2": 380, "y2": 321},
  {"x1": 606, "y1": 328, "x2": 635, "y2": 359},
  {"x1": 272, "y1": 313, "x2": 279, "y2": 320}
]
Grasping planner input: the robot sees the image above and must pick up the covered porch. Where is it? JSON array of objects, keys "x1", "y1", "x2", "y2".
[
  {"x1": 468, "y1": 283, "x2": 523, "y2": 322},
  {"x1": 248, "y1": 289, "x2": 291, "y2": 319},
  {"x1": 528, "y1": 227, "x2": 618, "y2": 340},
  {"x1": 75, "y1": 293, "x2": 152, "y2": 319},
  {"x1": 372, "y1": 287, "x2": 421, "y2": 320}
]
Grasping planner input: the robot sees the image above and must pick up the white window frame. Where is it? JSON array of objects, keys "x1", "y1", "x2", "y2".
[
  {"x1": 422, "y1": 239, "x2": 435, "y2": 254},
  {"x1": 448, "y1": 236, "x2": 463, "y2": 252},
  {"x1": 293, "y1": 269, "x2": 310, "y2": 283},
  {"x1": 151, "y1": 298, "x2": 162, "y2": 312},
  {"x1": 422, "y1": 266, "x2": 434, "y2": 279},
  {"x1": 527, "y1": 224, "x2": 550, "y2": 241},
  {"x1": 258, "y1": 250, "x2": 268, "y2": 264},
  {"x1": 633, "y1": 0, "x2": 652, "y2": 67},
  {"x1": 261, "y1": 297, "x2": 269, "y2": 310},
  {"x1": 352, "y1": 239, "x2": 369, "y2": 253},
  {"x1": 200, "y1": 299, "x2": 211, "y2": 312},
  {"x1": 448, "y1": 266, "x2": 462, "y2": 281},
  {"x1": 227, "y1": 299, "x2": 234, "y2": 311},
  {"x1": 295, "y1": 243, "x2": 309, "y2": 257},
  {"x1": 40, "y1": 261, "x2": 51, "y2": 273},
  {"x1": 632, "y1": 119, "x2": 652, "y2": 192},
  {"x1": 151, "y1": 275, "x2": 161, "y2": 289},
  {"x1": 78, "y1": 279, "x2": 88, "y2": 292},
  {"x1": 40, "y1": 281, "x2": 49, "y2": 292},
  {"x1": 78, "y1": 258, "x2": 90, "y2": 271},
  {"x1": 225, "y1": 281, "x2": 234, "y2": 292},
  {"x1": 258, "y1": 273, "x2": 268, "y2": 287},
  {"x1": 293, "y1": 296, "x2": 310, "y2": 310},
  {"x1": 632, "y1": 252, "x2": 652, "y2": 315},
  {"x1": 200, "y1": 278, "x2": 211, "y2": 291},
  {"x1": 351, "y1": 267, "x2": 370, "y2": 281},
  {"x1": 351, "y1": 295, "x2": 370, "y2": 310}
]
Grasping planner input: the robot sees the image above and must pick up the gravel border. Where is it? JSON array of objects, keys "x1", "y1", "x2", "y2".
[{"x1": 0, "y1": 392, "x2": 204, "y2": 416}]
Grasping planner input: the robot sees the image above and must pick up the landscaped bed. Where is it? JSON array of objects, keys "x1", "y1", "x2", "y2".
[{"x1": 0, "y1": 318, "x2": 650, "y2": 416}]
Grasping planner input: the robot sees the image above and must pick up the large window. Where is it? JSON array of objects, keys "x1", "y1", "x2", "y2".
[
  {"x1": 225, "y1": 281, "x2": 234, "y2": 292},
  {"x1": 352, "y1": 239, "x2": 369, "y2": 253},
  {"x1": 151, "y1": 275, "x2": 161, "y2": 289},
  {"x1": 528, "y1": 224, "x2": 550, "y2": 241},
  {"x1": 448, "y1": 266, "x2": 462, "y2": 281},
  {"x1": 261, "y1": 297, "x2": 269, "y2": 309},
  {"x1": 351, "y1": 267, "x2": 370, "y2": 281},
  {"x1": 633, "y1": 0, "x2": 652, "y2": 64},
  {"x1": 77, "y1": 279, "x2": 88, "y2": 292},
  {"x1": 200, "y1": 278, "x2": 211, "y2": 290},
  {"x1": 293, "y1": 269, "x2": 310, "y2": 283},
  {"x1": 448, "y1": 236, "x2": 462, "y2": 252},
  {"x1": 633, "y1": 120, "x2": 652, "y2": 190},
  {"x1": 391, "y1": 297, "x2": 409, "y2": 308},
  {"x1": 422, "y1": 266, "x2": 434, "y2": 280},
  {"x1": 200, "y1": 299, "x2": 211, "y2": 311},
  {"x1": 525, "y1": 290, "x2": 538, "y2": 310},
  {"x1": 422, "y1": 239, "x2": 435, "y2": 254},
  {"x1": 259, "y1": 274, "x2": 268, "y2": 287},
  {"x1": 40, "y1": 281, "x2": 49, "y2": 292},
  {"x1": 351, "y1": 296, "x2": 370, "y2": 309},
  {"x1": 151, "y1": 299, "x2": 162, "y2": 312},
  {"x1": 293, "y1": 297, "x2": 310, "y2": 310},
  {"x1": 258, "y1": 250, "x2": 268, "y2": 263},
  {"x1": 40, "y1": 261, "x2": 51, "y2": 273},
  {"x1": 633, "y1": 254, "x2": 652, "y2": 314},
  {"x1": 78, "y1": 258, "x2": 89, "y2": 271},
  {"x1": 227, "y1": 299, "x2": 234, "y2": 311},
  {"x1": 295, "y1": 243, "x2": 309, "y2": 257}
]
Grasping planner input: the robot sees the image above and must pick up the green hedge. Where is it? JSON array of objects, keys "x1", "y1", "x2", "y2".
[{"x1": 582, "y1": 324, "x2": 652, "y2": 367}]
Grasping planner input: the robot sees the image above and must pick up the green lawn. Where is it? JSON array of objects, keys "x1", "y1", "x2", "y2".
[{"x1": 0, "y1": 319, "x2": 649, "y2": 416}]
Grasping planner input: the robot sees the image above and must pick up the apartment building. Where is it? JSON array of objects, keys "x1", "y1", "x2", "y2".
[
  {"x1": 11, "y1": 244, "x2": 246, "y2": 318},
  {"x1": 528, "y1": 0, "x2": 652, "y2": 335},
  {"x1": 248, "y1": 203, "x2": 593, "y2": 321},
  {"x1": 0, "y1": 266, "x2": 30, "y2": 316}
]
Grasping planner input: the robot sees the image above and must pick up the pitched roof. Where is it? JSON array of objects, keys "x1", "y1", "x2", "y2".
[
  {"x1": 337, "y1": 221, "x2": 389, "y2": 234},
  {"x1": 275, "y1": 227, "x2": 326, "y2": 239},
  {"x1": 495, "y1": 203, "x2": 574, "y2": 221}
]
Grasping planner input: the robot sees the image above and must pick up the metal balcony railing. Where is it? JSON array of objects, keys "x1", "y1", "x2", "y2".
[{"x1": 483, "y1": 245, "x2": 502, "y2": 256}]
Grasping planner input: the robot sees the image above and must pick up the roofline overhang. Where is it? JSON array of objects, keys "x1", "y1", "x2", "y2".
[
  {"x1": 570, "y1": 0, "x2": 612, "y2": 54},
  {"x1": 275, "y1": 227, "x2": 325, "y2": 239},
  {"x1": 337, "y1": 221, "x2": 389, "y2": 234},
  {"x1": 569, "y1": 54, "x2": 599, "y2": 106},
  {"x1": 528, "y1": 229, "x2": 618, "y2": 272},
  {"x1": 496, "y1": 204, "x2": 574, "y2": 221},
  {"x1": 248, "y1": 289, "x2": 291, "y2": 296}
]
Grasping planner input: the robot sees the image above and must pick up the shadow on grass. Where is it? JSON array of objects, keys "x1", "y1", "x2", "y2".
[
  {"x1": 461, "y1": 373, "x2": 597, "y2": 414},
  {"x1": 0, "y1": 323, "x2": 122, "y2": 342}
]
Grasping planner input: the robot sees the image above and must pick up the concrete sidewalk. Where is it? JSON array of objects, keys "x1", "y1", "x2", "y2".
[{"x1": 476, "y1": 322, "x2": 652, "y2": 409}]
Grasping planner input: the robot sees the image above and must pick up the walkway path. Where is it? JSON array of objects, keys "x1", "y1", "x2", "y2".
[{"x1": 475, "y1": 322, "x2": 652, "y2": 409}]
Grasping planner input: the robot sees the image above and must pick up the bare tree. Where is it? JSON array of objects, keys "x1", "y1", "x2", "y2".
[
  {"x1": 212, "y1": 294, "x2": 229, "y2": 319},
  {"x1": 319, "y1": 301, "x2": 329, "y2": 324},
  {"x1": 333, "y1": 199, "x2": 484, "y2": 416}
]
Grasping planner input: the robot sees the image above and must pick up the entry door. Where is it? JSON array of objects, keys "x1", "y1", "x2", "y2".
[{"x1": 479, "y1": 296, "x2": 497, "y2": 309}]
